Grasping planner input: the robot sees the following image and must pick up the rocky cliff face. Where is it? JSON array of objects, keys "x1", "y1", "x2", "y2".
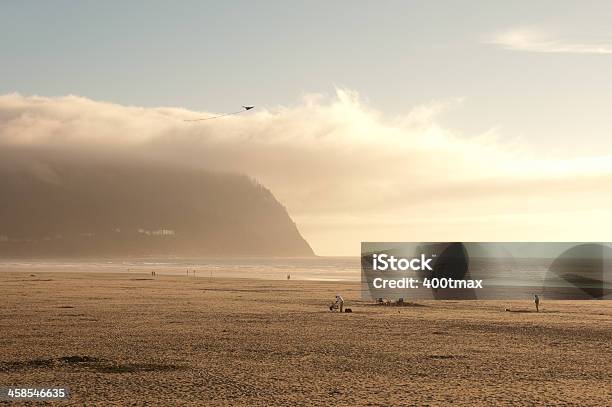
[{"x1": 0, "y1": 150, "x2": 314, "y2": 257}]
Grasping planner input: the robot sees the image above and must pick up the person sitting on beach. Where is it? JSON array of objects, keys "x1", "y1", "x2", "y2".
[
  {"x1": 334, "y1": 294, "x2": 344, "y2": 312},
  {"x1": 534, "y1": 294, "x2": 540, "y2": 312}
]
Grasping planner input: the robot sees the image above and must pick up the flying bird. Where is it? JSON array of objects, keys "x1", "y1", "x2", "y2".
[{"x1": 184, "y1": 106, "x2": 255, "y2": 122}]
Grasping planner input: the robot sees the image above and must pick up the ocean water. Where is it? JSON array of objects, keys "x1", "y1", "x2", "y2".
[
  {"x1": 0, "y1": 257, "x2": 363, "y2": 281},
  {"x1": 1, "y1": 256, "x2": 610, "y2": 298}
]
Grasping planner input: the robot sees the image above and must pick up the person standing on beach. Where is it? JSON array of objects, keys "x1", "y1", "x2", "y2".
[{"x1": 534, "y1": 294, "x2": 540, "y2": 312}]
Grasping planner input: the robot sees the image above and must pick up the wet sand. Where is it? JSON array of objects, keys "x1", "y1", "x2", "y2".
[{"x1": 0, "y1": 271, "x2": 610, "y2": 406}]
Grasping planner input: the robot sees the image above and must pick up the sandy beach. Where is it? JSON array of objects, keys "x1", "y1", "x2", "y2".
[{"x1": 0, "y1": 270, "x2": 610, "y2": 406}]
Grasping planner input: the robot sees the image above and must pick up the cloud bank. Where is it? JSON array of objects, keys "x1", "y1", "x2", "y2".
[
  {"x1": 2, "y1": 91, "x2": 612, "y2": 255},
  {"x1": 487, "y1": 27, "x2": 612, "y2": 54}
]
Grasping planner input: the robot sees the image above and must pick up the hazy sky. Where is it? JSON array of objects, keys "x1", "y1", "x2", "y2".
[
  {"x1": 2, "y1": 1, "x2": 612, "y2": 153},
  {"x1": 2, "y1": 1, "x2": 612, "y2": 255}
]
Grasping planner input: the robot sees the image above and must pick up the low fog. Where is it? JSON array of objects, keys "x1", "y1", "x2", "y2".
[{"x1": 2, "y1": 91, "x2": 612, "y2": 255}]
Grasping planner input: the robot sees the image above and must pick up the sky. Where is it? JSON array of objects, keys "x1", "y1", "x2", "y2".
[{"x1": 2, "y1": 1, "x2": 612, "y2": 255}]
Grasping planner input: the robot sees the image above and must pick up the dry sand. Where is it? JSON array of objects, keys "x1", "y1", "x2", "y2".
[{"x1": 0, "y1": 271, "x2": 610, "y2": 406}]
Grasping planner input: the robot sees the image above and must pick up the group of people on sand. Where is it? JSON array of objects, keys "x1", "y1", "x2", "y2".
[{"x1": 330, "y1": 294, "x2": 542, "y2": 313}]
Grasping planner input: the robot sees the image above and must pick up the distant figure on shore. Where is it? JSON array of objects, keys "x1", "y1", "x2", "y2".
[
  {"x1": 287, "y1": 273, "x2": 290, "y2": 280},
  {"x1": 534, "y1": 294, "x2": 540, "y2": 312}
]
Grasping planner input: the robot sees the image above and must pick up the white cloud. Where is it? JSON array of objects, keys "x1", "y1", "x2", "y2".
[
  {"x1": 2, "y1": 91, "x2": 612, "y2": 255},
  {"x1": 486, "y1": 27, "x2": 612, "y2": 54}
]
